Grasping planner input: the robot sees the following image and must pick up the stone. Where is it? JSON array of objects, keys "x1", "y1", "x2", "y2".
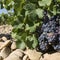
[
  {"x1": 0, "y1": 40, "x2": 11, "y2": 50},
  {"x1": 0, "y1": 25, "x2": 13, "y2": 34},
  {"x1": 0, "y1": 42, "x2": 4, "y2": 47},
  {"x1": 4, "y1": 49, "x2": 24, "y2": 60},
  {"x1": 24, "y1": 49, "x2": 42, "y2": 60},
  {"x1": 0, "y1": 56, "x2": 3, "y2": 60},
  {"x1": 1, "y1": 37, "x2": 7, "y2": 41},
  {"x1": 0, "y1": 47, "x2": 11, "y2": 59},
  {"x1": 11, "y1": 42, "x2": 17, "y2": 50},
  {"x1": 23, "y1": 55, "x2": 30, "y2": 60},
  {"x1": 4, "y1": 53, "x2": 21, "y2": 60},
  {"x1": 40, "y1": 52, "x2": 60, "y2": 60}
]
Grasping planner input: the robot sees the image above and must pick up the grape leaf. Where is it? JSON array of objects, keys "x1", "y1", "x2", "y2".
[
  {"x1": 36, "y1": 8, "x2": 43, "y2": 18},
  {"x1": 38, "y1": 0, "x2": 52, "y2": 7}
]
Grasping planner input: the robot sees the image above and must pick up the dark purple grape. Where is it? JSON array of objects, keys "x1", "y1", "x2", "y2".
[
  {"x1": 52, "y1": 44, "x2": 60, "y2": 51},
  {"x1": 38, "y1": 13, "x2": 60, "y2": 52}
]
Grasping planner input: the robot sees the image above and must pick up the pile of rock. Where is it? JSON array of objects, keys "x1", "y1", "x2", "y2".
[
  {"x1": 0, "y1": 36, "x2": 17, "y2": 60},
  {"x1": 0, "y1": 37, "x2": 42, "y2": 60},
  {"x1": 0, "y1": 37, "x2": 60, "y2": 60}
]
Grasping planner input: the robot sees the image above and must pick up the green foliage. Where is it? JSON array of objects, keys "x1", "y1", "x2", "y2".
[
  {"x1": 38, "y1": 0, "x2": 52, "y2": 7},
  {"x1": 0, "y1": 0, "x2": 60, "y2": 49}
]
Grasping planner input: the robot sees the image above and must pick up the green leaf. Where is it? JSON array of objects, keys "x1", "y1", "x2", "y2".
[
  {"x1": 11, "y1": 32, "x2": 17, "y2": 39},
  {"x1": 36, "y1": 8, "x2": 43, "y2": 18},
  {"x1": 29, "y1": 26, "x2": 36, "y2": 32},
  {"x1": 32, "y1": 35, "x2": 38, "y2": 48},
  {"x1": 30, "y1": 23, "x2": 39, "y2": 33},
  {"x1": 28, "y1": 10, "x2": 37, "y2": 20},
  {"x1": 23, "y1": 3, "x2": 36, "y2": 11},
  {"x1": 17, "y1": 41, "x2": 26, "y2": 50},
  {"x1": 43, "y1": 0, "x2": 52, "y2": 6},
  {"x1": 21, "y1": 33, "x2": 27, "y2": 40},
  {"x1": 25, "y1": 24, "x2": 36, "y2": 32},
  {"x1": 52, "y1": 6, "x2": 57, "y2": 15},
  {"x1": 14, "y1": 0, "x2": 25, "y2": 14},
  {"x1": 2, "y1": 0, "x2": 14, "y2": 10},
  {"x1": 26, "y1": 36, "x2": 32, "y2": 41},
  {"x1": 25, "y1": 11, "x2": 29, "y2": 17},
  {"x1": 14, "y1": 23, "x2": 24, "y2": 29},
  {"x1": 38, "y1": 0, "x2": 52, "y2": 7},
  {"x1": 57, "y1": 0, "x2": 60, "y2": 2},
  {"x1": 38, "y1": 1, "x2": 45, "y2": 6},
  {"x1": 25, "y1": 24, "x2": 30, "y2": 31}
]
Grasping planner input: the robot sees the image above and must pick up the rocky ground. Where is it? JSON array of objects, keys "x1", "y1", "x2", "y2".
[{"x1": 0, "y1": 25, "x2": 60, "y2": 60}]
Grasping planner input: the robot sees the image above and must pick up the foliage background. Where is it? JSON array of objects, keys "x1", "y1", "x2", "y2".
[{"x1": 0, "y1": 0, "x2": 60, "y2": 49}]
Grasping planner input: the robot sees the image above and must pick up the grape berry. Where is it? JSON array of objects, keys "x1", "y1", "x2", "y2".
[{"x1": 38, "y1": 13, "x2": 60, "y2": 52}]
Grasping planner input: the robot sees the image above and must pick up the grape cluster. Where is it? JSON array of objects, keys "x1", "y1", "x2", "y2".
[{"x1": 38, "y1": 12, "x2": 60, "y2": 52}]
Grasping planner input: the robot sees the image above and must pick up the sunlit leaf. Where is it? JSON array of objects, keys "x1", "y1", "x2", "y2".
[
  {"x1": 38, "y1": 0, "x2": 52, "y2": 7},
  {"x1": 57, "y1": 0, "x2": 60, "y2": 2},
  {"x1": 36, "y1": 8, "x2": 43, "y2": 18},
  {"x1": 32, "y1": 35, "x2": 38, "y2": 48}
]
